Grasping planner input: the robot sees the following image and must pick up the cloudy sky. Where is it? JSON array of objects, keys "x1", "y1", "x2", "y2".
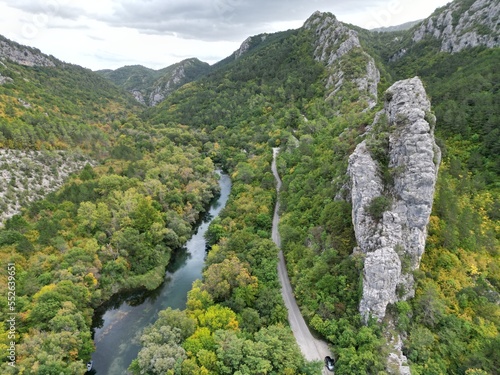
[{"x1": 0, "y1": 0, "x2": 451, "y2": 71}]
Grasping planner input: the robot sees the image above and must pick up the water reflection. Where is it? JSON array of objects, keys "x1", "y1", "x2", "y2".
[{"x1": 89, "y1": 173, "x2": 231, "y2": 375}]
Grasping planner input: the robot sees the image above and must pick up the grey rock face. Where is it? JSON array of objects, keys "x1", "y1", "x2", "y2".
[
  {"x1": 103, "y1": 58, "x2": 209, "y2": 107},
  {"x1": 0, "y1": 73, "x2": 13, "y2": 85},
  {"x1": 304, "y1": 12, "x2": 380, "y2": 109},
  {"x1": 0, "y1": 38, "x2": 55, "y2": 67},
  {"x1": 234, "y1": 34, "x2": 268, "y2": 59},
  {"x1": 18, "y1": 98, "x2": 31, "y2": 108},
  {"x1": 142, "y1": 58, "x2": 211, "y2": 107},
  {"x1": 360, "y1": 247, "x2": 401, "y2": 318},
  {"x1": 348, "y1": 77, "x2": 440, "y2": 322},
  {"x1": 0, "y1": 149, "x2": 94, "y2": 225},
  {"x1": 412, "y1": 0, "x2": 499, "y2": 53},
  {"x1": 235, "y1": 36, "x2": 253, "y2": 59},
  {"x1": 348, "y1": 140, "x2": 382, "y2": 250},
  {"x1": 389, "y1": 48, "x2": 407, "y2": 63},
  {"x1": 131, "y1": 90, "x2": 146, "y2": 105},
  {"x1": 148, "y1": 64, "x2": 186, "y2": 106},
  {"x1": 386, "y1": 324, "x2": 411, "y2": 375}
]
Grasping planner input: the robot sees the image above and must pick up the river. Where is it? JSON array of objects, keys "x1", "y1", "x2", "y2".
[{"x1": 89, "y1": 172, "x2": 231, "y2": 375}]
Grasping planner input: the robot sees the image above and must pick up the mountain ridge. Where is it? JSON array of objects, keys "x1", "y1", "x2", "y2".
[
  {"x1": 0, "y1": 34, "x2": 57, "y2": 67},
  {"x1": 96, "y1": 58, "x2": 210, "y2": 106},
  {"x1": 0, "y1": 1, "x2": 498, "y2": 374}
]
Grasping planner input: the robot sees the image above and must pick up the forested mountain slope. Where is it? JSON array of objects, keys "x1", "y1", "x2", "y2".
[
  {"x1": 97, "y1": 58, "x2": 210, "y2": 106},
  {"x1": 356, "y1": 1, "x2": 500, "y2": 372},
  {"x1": 133, "y1": 1, "x2": 499, "y2": 373},
  {"x1": 0, "y1": 35, "x2": 220, "y2": 374},
  {"x1": 0, "y1": 35, "x2": 143, "y2": 224}
]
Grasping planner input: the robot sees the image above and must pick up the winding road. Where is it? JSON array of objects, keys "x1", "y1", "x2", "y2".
[{"x1": 272, "y1": 148, "x2": 333, "y2": 374}]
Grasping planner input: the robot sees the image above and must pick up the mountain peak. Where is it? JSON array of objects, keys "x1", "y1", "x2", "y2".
[
  {"x1": 413, "y1": 0, "x2": 500, "y2": 52},
  {"x1": 233, "y1": 33, "x2": 269, "y2": 59},
  {"x1": 304, "y1": 11, "x2": 338, "y2": 27},
  {"x1": 98, "y1": 58, "x2": 210, "y2": 106},
  {"x1": 304, "y1": 10, "x2": 380, "y2": 109}
]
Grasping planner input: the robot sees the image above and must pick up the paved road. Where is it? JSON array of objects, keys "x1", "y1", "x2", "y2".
[{"x1": 272, "y1": 148, "x2": 333, "y2": 375}]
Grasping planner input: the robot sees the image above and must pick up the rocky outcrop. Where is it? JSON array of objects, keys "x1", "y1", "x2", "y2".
[
  {"x1": 0, "y1": 36, "x2": 56, "y2": 67},
  {"x1": 148, "y1": 63, "x2": 187, "y2": 106},
  {"x1": 0, "y1": 73, "x2": 13, "y2": 85},
  {"x1": 304, "y1": 11, "x2": 380, "y2": 109},
  {"x1": 348, "y1": 77, "x2": 440, "y2": 374},
  {"x1": 348, "y1": 77, "x2": 440, "y2": 322},
  {"x1": 99, "y1": 58, "x2": 209, "y2": 107},
  {"x1": 386, "y1": 319, "x2": 411, "y2": 375},
  {"x1": 412, "y1": 0, "x2": 500, "y2": 53},
  {"x1": 131, "y1": 90, "x2": 146, "y2": 105},
  {"x1": 234, "y1": 34, "x2": 268, "y2": 59},
  {"x1": 0, "y1": 149, "x2": 94, "y2": 225}
]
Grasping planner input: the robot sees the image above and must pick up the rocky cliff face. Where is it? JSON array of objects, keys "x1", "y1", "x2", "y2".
[
  {"x1": 0, "y1": 36, "x2": 56, "y2": 67},
  {"x1": 99, "y1": 58, "x2": 209, "y2": 106},
  {"x1": 148, "y1": 59, "x2": 198, "y2": 106},
  {"x1": 147, "y1": 68, "x2": 184, "y2": 107},
  {"x1": 348, "y1": 77, "x2": 440, "y2": 322},
  {"x1": 0, "y1": 149, "x2": 93, "y2": 225},
  {"x1": 413, "y1": 0, "x2": 499, "y2": 53},
  {"x1": 234, "y1": 34, "x2": 268, "y2": 59},
  {"x1": 304, "y1": 11, "x2": 380, "y2": 109},
  {"x1": 0, "y1": 72, "x2": 13, "y2": 85}
]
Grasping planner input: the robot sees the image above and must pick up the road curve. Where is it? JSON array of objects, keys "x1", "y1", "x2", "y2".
[{"x1": 272, "y1": 148, "x2": 333, "y2": 374}]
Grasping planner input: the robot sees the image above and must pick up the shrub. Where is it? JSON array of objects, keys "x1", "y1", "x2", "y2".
[{"x1": 366, "y1": 195, "x2": 391, "y2": 219}]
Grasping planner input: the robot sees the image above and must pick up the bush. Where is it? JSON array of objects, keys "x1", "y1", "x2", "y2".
[{"x1": 366, "y1": 196, "x2": 391, "y2": 219}]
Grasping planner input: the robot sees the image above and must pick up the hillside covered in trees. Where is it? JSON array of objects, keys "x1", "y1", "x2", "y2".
[{"x1": 0, "y1": 0, "x2": 499, "y2": 374}]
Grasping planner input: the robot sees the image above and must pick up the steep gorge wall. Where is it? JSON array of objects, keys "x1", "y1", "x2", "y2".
[
  {"x1": 147, "y1": 59, "x2": 206, "y2": 106},
  {"x1": 348, "y1": 77, "x2": 441, "y2": 322}
]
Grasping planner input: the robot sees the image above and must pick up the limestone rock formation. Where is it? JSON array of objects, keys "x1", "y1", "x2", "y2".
[
  {"x1": 131, "y1": 90, "x2": 146, "y2": 105},
  {"x1": 348, "y1": 77, "x2": 440, "y2": 322},
  {"x1": 0, "y1": 36, "x2": 56, "y2": 67},
  {"x1": 0, "y1": 73, "x2": 13, "y2": 85},
  {"x1": 304, "y1": 11, "x2": 380, "y2": 109},
  {"x1": 148, "y1": 62, "x2": 190, "y2": 106},
  {"x1": 234, "y1": 34, "x2": 268, "y2": 59},
  {"x1": 0, "y1": 149, "x2": 94, "y2": 225},
  {"x1": 413, "y1": 0, "x2": 499, "y2": 53},
  {"x1": 99, "y1": 58, "x2": 209, "y2": 107}
]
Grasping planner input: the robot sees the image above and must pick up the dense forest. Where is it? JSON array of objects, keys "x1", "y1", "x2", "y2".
[
  {"x1": 0, "y1": 46, "x2": 221, "y2": 373},
  {"x1": 96, "y1": 59, "x2": 210, "y2": 107},
  {"x1": 0, "y1": 0, "x2": 499, "y2": 374}
]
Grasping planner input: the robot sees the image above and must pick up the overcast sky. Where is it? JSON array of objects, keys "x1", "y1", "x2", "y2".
[{"x1": 0, "y1": 0, "x2": 451, "y2": 71}]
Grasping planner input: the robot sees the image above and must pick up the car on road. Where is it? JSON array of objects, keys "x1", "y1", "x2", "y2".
[{"x1": 325, "y1": 356, "x2": 335, "y2": 372}]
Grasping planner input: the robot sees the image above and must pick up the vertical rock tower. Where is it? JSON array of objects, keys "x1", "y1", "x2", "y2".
[{"x1": 349, "y1": 77, "x2": 441, "y2": 322}]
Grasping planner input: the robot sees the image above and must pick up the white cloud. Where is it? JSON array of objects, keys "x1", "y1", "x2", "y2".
[{"x1": 0, "y1": 0, "x2": 451, "y2": 70}]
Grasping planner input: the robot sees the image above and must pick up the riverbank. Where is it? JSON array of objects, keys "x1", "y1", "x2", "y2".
[{"x1": 89, "y1": 173, "x2": 232, "y2": 375}]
